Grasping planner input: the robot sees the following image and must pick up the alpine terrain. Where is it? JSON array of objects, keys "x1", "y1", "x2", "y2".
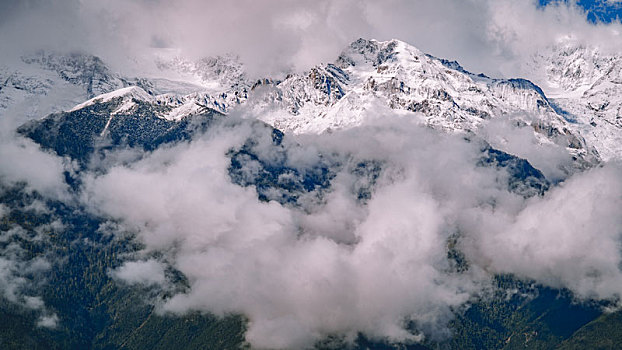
[{"x1": 1, "y1": 34, "x2": 622, "y2": 350}]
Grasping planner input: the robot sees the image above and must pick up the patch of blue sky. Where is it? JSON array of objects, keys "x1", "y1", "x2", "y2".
[{"x1": 538, "y1": 0, "x2": 622, "y2": 23}]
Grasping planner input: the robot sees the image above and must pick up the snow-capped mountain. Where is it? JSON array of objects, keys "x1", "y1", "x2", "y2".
[
  {"x1": 0, "y1": 51, "x2": 248, "y2": 122},
  {"x1": 524, "y1": 38, "x2": 622, "y2": 161},
  {"x1": 0, "y1": 51, "x2": 129, "y2": 122},
  {"x1": 6, "y1": 38, "x2": 622, "y2": 167},
  {"x1": 251, "y1": 38, "x2": 592, "y2": 164},
  {"x1": 4, "y1": 36, "x2": 622, "y2": 350}
]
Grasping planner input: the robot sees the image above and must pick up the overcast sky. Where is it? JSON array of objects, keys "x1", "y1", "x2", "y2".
[
  {"x1": 1, "y1": 0, "x2": 622, "y2": 77},
  {"x1": 2, "y1": 1, "x2": 622, "y2": 348}
]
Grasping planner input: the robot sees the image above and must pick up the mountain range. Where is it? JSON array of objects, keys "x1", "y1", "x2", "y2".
[{"x1": 1, "y1": 37, "x2": 622, "y2": 349}]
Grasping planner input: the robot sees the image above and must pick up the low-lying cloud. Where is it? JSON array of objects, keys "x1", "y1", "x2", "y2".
[
  {"x1": 466, "y1": 163, "x2": 622, "y2": 300},
  {"x1": 0, "y1": 201, "x2": 60, "y2": 326},
  {"x1": 81, "y1": 115, "x2": 622, "y2": 348}
]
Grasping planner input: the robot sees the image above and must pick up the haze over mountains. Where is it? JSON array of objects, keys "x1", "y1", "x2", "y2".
[{"x1": 1, "y1": 1, "x2": 622, "y2": 349}]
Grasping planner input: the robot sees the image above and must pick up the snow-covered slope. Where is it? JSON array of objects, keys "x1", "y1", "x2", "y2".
[
  {"x1": 248, "y1": 39, "x2": 595, "y2": 165},
  {"x1": 9, "y1": 38, "x2": 621, "y2": 165},
  {"x1": 66, "y1": 85, "x2": 228, "y2": 121},
  {"x1": 0, "y1": 54, "x2": 117, "y2": 123},
  {"x1": 524, "y1": 39, "x2": 622, "y2": 161},
  {"x1": 0, "y1": 51, "x2": 249, "y2": 123}
]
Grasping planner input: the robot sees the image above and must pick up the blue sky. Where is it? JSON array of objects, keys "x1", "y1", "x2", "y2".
[{"x1": 539, "y1": 0, "x2": 622, "y2": 22}]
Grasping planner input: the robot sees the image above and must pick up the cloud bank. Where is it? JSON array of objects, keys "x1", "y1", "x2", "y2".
[{"x1": 83, "y1": 116, "x2": 622, "y2": 348}]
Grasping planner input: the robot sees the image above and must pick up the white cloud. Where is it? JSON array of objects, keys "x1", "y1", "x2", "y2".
[
  {"x1": 112, "y1": 259, "x2": 167, "y2": 286},
  {"x1": 37, "y1": 314, "x2": 59, "y2": 329},
  {"x1": 74, "y1": 118, "x2": 511, "y2": 347},
  {"x1": 465, "y1": 163, "x2": 622, "y2": 300},
  {"x1": 0, "y1": 137, "x2": 70, "y2": 199},
  {"x1": 79, "y1": 113, "x2": 622, "y2": 347},
  {"x1": 0, "y1": 195, "x2": 60, "y2": 325},
  {"x1": 479, "y1": 116, "x2": 574, "y2": 181},
  {"x1": 3, "y1": 0, "x2": 621, "y2": 79},
  {"x1": 24, "y1": 296, "x2": 45, "y2": 310},
  {"x1": 0, "y1": 97, "x2": 71, "y2": 199}
]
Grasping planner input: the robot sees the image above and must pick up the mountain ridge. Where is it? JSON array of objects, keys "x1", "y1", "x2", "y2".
[
  {"x1": 9, "y1": 38, "x2": 615, "y2": 170},
  {"x1": 2, "y1": 37, "x2": 622, "y2": 350}
]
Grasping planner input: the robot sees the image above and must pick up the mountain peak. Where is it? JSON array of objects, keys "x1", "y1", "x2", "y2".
[{"x1": 337, "y1": 38, "x2": 424, "y2": 68}]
